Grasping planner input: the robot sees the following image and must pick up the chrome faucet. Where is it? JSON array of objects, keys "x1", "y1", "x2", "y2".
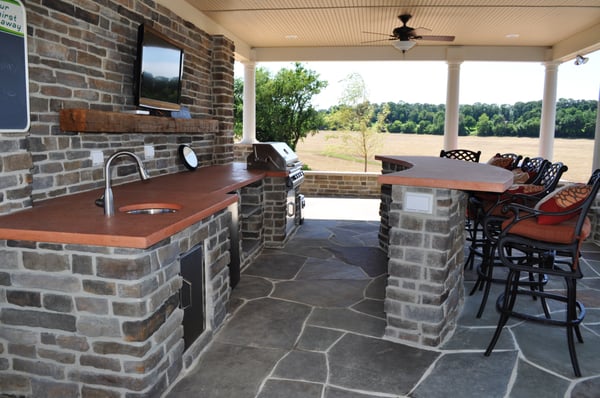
[{"x1": 103, "y1": 151, "x2": 150, "y2": 216}]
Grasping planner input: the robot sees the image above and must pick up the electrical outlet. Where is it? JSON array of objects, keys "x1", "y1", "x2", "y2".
[
  {"x1": 404, "y1": 192, "x2": 433, "y2": 214},
  {"x1": 91, "y1": 150, "x2": 104, "y2": 166},
  {"x1": 144, "y1": 145, "x2": 155, "y2": 159}
]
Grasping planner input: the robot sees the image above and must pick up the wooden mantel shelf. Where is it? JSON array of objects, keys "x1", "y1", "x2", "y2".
[{"x1": 60, "y1": 108, "x2": 219, "y2": 133}]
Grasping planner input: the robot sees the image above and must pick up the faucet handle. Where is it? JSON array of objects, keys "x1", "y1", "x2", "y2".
[{"x1": 95, "y1": 195, "x2": 104, "y2": 208}]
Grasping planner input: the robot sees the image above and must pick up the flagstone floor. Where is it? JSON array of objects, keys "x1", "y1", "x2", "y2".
[{"x1": 165, "y1": 198, "x2": 600, "y2": 398}]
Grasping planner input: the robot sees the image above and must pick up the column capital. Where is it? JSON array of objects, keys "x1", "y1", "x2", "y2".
[{"x1": 543, "y1": 60, "x2": 561, "y2": 71}]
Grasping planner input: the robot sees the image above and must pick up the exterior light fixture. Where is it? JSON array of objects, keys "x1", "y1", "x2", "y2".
[
  {"x1": 574, "y1": 54, "x2": 589, "y2": 65},
  {"x1": 393, "y1": 40, "x2": 416, "y2": 53}
]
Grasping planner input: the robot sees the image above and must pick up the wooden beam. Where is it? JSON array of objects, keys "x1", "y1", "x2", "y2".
[{"x1": 60, "y1": 109, "x2": 219, "y2": 133}]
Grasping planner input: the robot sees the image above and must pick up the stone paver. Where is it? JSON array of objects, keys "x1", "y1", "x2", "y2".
[{"x1": 166, "y1": 216, "x2": 600, "y2": 398}]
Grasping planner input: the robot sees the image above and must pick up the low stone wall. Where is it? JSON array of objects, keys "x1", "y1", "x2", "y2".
[{"x1": 300, "y1": 171, "x2": 381, "y2": 198}]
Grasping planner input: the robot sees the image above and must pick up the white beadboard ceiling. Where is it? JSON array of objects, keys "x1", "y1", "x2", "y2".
[{"x1": 168, "y1": 0, "x2": 600, "y2": 62}]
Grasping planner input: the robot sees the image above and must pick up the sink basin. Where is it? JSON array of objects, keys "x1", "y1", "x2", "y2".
[{"x1": 119, "y1": 203, "x2": 182, "y2": 215}]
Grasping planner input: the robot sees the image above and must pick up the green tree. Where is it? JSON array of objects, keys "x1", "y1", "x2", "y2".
[
  {"x1": 327, "y1": 73, "x2": 385, "y2": 172},
  {"x1": 234, "y1": 63, "x2": 327, "y2": 149},
  {"x1": 475, "y1": 113, "x2": 493, "y2": 136},
  {"x1": 233, "y1": 78, "x2": 244, "y2": 140}
]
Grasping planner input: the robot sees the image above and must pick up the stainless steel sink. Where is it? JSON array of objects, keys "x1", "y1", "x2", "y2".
[{"x1": 119, "y1": 203, "x2": 181, "y2": 215}]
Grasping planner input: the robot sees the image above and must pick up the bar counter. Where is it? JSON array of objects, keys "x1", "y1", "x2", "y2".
[{"x1": 375, "y1": 155, "x2": 513, "y2": 347}]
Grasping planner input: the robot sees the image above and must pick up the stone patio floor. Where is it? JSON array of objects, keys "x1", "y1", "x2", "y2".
[{"x1": 165, "y1": 198, "x2": 600, "y2": 398}]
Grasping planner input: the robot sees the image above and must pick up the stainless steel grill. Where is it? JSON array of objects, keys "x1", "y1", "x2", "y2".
[
  {"x1": 247, "y1": 142, "x2": 305, "y2": 233},
  {"x1": 247, "y1": 142, "x2": 304, "y2": 189}
]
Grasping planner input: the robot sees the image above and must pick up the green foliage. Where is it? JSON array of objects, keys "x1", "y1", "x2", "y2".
[
  {"x1": 235, "y1": 63, "x2": 596, "y2": 143},
  {"x1": 319, "y1": 98, "x2": 597, "y2": 138},
  {"x1": 233, "y1": 78, "x2": 244, "y2": 140},
  {"x1": 234, "y1": 63, "x2": 327, "y2": 149},
  {"x1": 325, "y1": 74, "x2": 386, "y2": 172}
]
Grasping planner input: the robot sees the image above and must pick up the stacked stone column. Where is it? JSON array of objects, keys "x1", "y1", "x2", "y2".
[{"x1": 384, "y1": 185, "x2": 466, "y2": 347}]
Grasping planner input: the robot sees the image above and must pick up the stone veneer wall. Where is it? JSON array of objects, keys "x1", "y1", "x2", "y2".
[
  {"x1": 0, "y1": 0, "x2": 235, "y2": 213},
  {"x1": 263, "y1": 177, "x2": 292, "y2": 247},
  {"x1": 239, "y1": 180, "x2": 265, "y2": 270},
  {"x1": 379, "y1": 161, "x2": 411, "y2": 252},
  {"x1": 0, "y1": 210, "x2": 232, "y2": 397},
  {"x1": 300, "y1": 171, "x2": 380, "y2": 198},
  {"x1": 384, "y1": 185, "x2": 466, "y2": 347}
]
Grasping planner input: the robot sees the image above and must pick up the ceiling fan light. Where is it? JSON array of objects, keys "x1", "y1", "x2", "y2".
[
  {"x1": 393, "y1": 40, "x2": 416, "y2": 53},
  {"x1": 574, "y1": 54, "x2": 589, "y2": 66}
]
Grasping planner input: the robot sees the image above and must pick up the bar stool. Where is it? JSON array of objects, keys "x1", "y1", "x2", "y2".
[
  {"x1": 441, "y1": 148, "x2": 482, "y2": 270},
  {"x1": 469, "y1": 162, "x2": 569, "y2": 317},
  {"x1": 464, "y1": 153, "x2": 525, "y2": 270},
  {"x1": 484, "y1": 169, "x2": 600, "y2": 377}
]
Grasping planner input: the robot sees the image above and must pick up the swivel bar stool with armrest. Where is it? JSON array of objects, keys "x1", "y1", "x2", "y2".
[
  {"x1": 484, "y1": 169, "x2": 600, "y2": 377},
  {"x1": 440, "y1": 148, "x2": 482, "y2": 270},
  {"x1": 469, "y1": 161, "x2": 568, "y2": 317},
  {"x1": 521, "y1": 157, "x2": 550, "y2": 184},
  {"x1": 464, "y1": 153, "x2": 527, "y2": 270}
]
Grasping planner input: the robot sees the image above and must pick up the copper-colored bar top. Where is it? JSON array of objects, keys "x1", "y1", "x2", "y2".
[
  {"x1": 0, "y1": 163, "x2": 266, "y2": 249},
  {"x1": 375, "y1": 155, "x2": 514, "y2": 193}
]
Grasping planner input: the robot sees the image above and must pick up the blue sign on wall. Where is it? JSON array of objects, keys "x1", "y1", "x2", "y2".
[{"x1": 0, "y1": 0, "x2": 29, "y2": 132}]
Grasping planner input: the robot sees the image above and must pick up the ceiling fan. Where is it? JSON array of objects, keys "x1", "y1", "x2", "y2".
[{"x1": 363, "y1": 14, "x2": 455, "y2": 52}]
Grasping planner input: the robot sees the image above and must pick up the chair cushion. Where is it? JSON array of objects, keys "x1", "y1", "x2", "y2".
[
  {"x1": 534, "y1": 183, "x2": 591, "y2": 225},
  {"x1": 502, "y1": 216, "x2": 591, "y2": 245},
  {"x1": 487, "y1": 155, "x2": 513, "y2": 169}
]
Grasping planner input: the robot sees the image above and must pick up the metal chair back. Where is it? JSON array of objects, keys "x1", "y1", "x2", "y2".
[{"x1": 439, "y1": 149, "x2": 481, "y2": 162}]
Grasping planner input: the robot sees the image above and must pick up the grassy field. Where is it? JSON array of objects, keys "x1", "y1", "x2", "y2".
[{"x1": 295, "y1": 131, "x2": 595, "y2": 183}]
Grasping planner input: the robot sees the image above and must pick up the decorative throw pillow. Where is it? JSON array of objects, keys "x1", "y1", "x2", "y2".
[
  {"x1": 534, "y1": 183, "x2": 591, "y2": 225},
  {"x1": 512, "y1": 169, "x2": 530, "y2": 184},
  {"x1": 487, "y1": 155, "x2": 513, "y2": 169}
]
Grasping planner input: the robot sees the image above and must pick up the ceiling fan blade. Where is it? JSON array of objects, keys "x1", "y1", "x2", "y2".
[
  {"x1": 413, "y1": 27, "x2": 432, "y2": 35},
  {"x1": 361, "y1": 38, "x2": 394, "y2": 44},
  {"x1": 418, "y1": 35, "x2": 455, "y2": 42},
  {"x1": 362, "y1": 31, "x2": 393, "y2": 37}
]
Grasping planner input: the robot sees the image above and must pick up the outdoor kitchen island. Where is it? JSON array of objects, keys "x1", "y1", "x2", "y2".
[
  {"x1": 0, "y1": 162, "x2": 301, "y2": 397},
  {"x1": 375, "y1": 155, "x2": 513, "y2": 348}
]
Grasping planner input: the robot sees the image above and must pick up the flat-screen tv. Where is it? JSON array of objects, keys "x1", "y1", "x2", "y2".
[{"x1": 134, "y1": 24, "x2": 184, "y2": 112}]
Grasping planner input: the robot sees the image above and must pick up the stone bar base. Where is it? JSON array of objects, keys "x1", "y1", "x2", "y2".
[{"x1": 384, "y1": 185, "x2": 466, "y2": 347}]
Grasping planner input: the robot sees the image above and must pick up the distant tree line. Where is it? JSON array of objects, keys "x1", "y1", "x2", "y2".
[
  {"x1": 234, "y1": 63, "x2": 597, "y2": 150},
  {"x1": 320, "y1": 99, "x2": 597, "y2": 138}
]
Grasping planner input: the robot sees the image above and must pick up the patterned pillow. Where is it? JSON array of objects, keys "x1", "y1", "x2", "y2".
[
  {"x1": 487, "y1": 155, "x2": 513, "y2": 169},
  {"x1": 534, "y1": 183, "x2": 591, "y2": 225},
  {"x1": 512, "y1": 169, "x2": 530, "y2": 184}
]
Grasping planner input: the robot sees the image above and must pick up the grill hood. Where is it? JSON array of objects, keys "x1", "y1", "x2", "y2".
[{"x1": 247, "y1": 142, "x2": 300, "y2": 171}]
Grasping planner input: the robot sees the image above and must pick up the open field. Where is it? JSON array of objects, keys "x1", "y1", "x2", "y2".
[{"x1": 295, "y1": 131, "x2": 594, "y2": 183}]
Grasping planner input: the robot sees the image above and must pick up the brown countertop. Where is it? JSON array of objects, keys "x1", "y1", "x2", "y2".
[
  {"x1": 375, "y1": 155, "x2": 514, "y2": 192},
  {"x1": 0, "y1": 163, "x2": 266, "y2": 249}
]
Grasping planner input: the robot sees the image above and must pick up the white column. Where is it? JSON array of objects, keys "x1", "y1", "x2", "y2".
[
  {"x1": 444, "y1": 61, "x2": 461, "y2": 150},
  {"x1": 240, "y1": 61, "x2": 257, "y2": 144},
  {"x1": 593, "y1": 86, "x2": 600, "y2": 171},
  {"x1": 538, "y1": 62, "x2": 560, "y2": 160}
]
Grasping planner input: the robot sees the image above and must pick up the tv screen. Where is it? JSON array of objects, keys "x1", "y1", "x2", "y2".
[{"x1": 134, "y1": 24, "x2": 184, "y2": 112}]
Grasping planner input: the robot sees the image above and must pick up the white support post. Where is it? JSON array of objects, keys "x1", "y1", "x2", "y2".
[
  {"x1": 240, "y1": 61, "x2": 257, "y2": 144},
  {"x1": 593, "y1": 86, "x2": 600, "y2": 171},
  {"x1": 538, "y1": 62, "x2": 560, "y2": 160},
  {"x1": 444, "y1": 61, "x2": 462, "y2": 151}
]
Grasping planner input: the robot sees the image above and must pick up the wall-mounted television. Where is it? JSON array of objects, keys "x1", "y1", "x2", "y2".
[{"x1": 134, "y1": 24, "x2": 184, "y2": 112}]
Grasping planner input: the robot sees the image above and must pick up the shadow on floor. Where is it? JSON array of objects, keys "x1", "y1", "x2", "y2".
[{"x1": 166, "y1": 218, "x2": 600, "y2": 398}]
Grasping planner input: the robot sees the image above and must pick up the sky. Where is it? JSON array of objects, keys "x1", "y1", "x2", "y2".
[{"x1": 234, "y1": 49, "x2": 599, "y2": 110}]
